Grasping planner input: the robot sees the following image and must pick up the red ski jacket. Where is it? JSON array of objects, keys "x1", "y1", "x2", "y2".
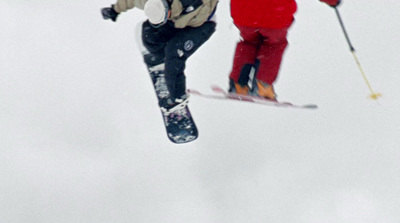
[
  {"x1": 230, "y1": 0, "x2": 339, "y2": 29},
  {"x1": 230, "y1": 0, "x2": 298, "y2": 29}
]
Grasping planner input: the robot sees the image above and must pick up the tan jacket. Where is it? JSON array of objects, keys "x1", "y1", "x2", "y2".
[{"x1": 113, "y1": 0, "x2": 218, "y2": 28}]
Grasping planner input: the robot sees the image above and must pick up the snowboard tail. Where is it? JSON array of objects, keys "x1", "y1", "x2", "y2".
[{"x1": 147, "y1": 64, "x2": 198, "y2": 144}]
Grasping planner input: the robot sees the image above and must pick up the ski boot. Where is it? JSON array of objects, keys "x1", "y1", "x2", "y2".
[
  {"x1": 228, "y1": 79, "x2": 250, "y2": 95},
  {"x1": 251, "y1": 79, "x2": 277, "y2": 101}
]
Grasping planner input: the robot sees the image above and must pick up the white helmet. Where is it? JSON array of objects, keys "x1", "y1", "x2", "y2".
[{"x1": 144, "y1": 0, "x2": 170, "y2": 26}]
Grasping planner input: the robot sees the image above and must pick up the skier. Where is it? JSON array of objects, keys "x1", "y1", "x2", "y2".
[
  {"x1": 101, "y1": 0, "x2": 218, "y2": 112},
  {"x1": 229, "y1": 0, "x2": 341, "y2": 100}
]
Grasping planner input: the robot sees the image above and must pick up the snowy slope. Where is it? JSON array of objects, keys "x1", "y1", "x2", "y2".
[{"x1": 1, "y1": 0, "x2": 400, "y2": 222}]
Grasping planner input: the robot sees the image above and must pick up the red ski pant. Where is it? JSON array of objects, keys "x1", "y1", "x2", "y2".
[{"x1": 229, "y1": 26, "x2": 290, "y2": 85}]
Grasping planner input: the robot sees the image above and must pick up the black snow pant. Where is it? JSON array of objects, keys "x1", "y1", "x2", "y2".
[{"x1": 142, "y1": 20, "x2": 216, "y2": 100}]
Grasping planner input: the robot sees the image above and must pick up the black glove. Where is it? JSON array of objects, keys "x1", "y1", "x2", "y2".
[{"x1": 101, "y1": 5, "x2": 119, "y2": 22}]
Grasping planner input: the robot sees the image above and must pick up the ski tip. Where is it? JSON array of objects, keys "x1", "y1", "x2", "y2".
[
  {"x1": 303, "y1": 104, "x2": 318, "y2": 109},
  {"x1": 210, "y1": 85, "x2": 225, "y2": 93}
]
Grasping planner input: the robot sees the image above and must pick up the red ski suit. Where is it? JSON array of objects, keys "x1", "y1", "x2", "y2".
[
  {"x1": 229, "y1": 0, "x2": 338, "y2": 86},
  {"x1": 229, "y1": 0, "x2": 297, "y2": 86}
]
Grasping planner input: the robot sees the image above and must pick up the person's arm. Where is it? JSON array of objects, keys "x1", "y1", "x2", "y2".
[{"x1": 101, "y1": 0, "x2": 147, "y2": 22}]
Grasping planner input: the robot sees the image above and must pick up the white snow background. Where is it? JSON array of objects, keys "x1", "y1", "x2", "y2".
[{"x1": 1, "y1": 0, "x2": 400, "y2": 222}]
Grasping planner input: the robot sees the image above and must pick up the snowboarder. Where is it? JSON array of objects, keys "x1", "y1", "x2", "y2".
[
  {"x1": 101, "y1": 0, "x2": 218, "y2": 143},
  {"x1": 228, "y1": 0, "x2": 341, "y2": 100},
  {"x1": 101, "y1": 0, "x2": 218, "y2": 112}
]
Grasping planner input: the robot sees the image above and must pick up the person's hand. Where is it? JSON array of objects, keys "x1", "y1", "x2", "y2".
[{"x1": 101, "y1": 5, "x2": 119, "y2": 22}]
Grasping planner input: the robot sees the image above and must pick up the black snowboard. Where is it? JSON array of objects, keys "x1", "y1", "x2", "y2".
[{"x1": 136, "y1": 23, "x2": 198, "y2": 144}]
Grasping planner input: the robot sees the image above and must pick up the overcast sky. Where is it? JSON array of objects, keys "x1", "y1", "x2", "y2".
[{"x1": 1, "y1": 0, "x2": 400, "y2": 222}]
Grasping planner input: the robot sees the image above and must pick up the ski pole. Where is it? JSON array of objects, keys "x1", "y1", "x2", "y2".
[{"x1": 334, "y1": 7, "x2": 382, "y2": 100}]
